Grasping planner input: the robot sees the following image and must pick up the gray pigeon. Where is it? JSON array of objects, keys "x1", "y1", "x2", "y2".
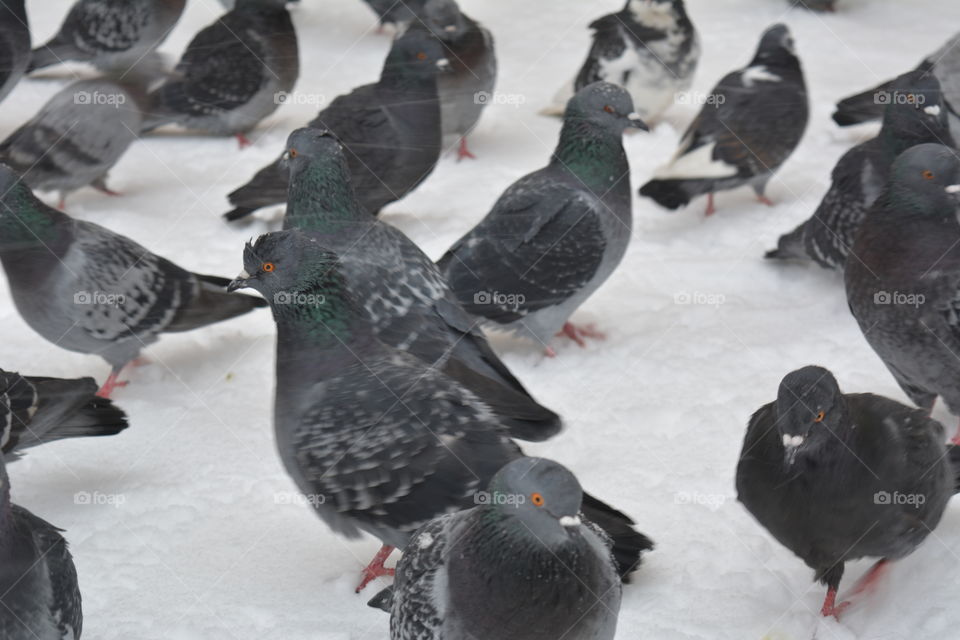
[
  {"x1": 639, "y1": 23, "x2": 808, "y2": 215},
  {"x1": 223, "y1": 28, "x2": 448, "y2": 221},
  {"x1": 1, "y1": 368, "x2": 128, "y2": 461},
  {"x1": 228, "y1": 231, "x2": 652, "y2": 591},
  {"x1": 846, "y1": 143, "x2": 960, "y2": 444},
  {"x1": 0, "y1": 77, "x2": 147, "y2": 208},
  {"x1": 0, "y1": 452, "x2": 83, "y2": 640},
  {"x1": 281, "y1": 127, "x2": 561, "y2": 441},
  {"x1": 545, "y1": 0, "x2": 699, "y2": 125},
  {"x1": 28, "y1": 0, "x2": 185, "y2": 74},
  {"x1": 141, "y1": 0, "x2": 299, "y2": 147},
  {"x1": 0, "y1": 165, "x2": 267, "y2": 397},
  {"x1": 766, "y1": 70, "x2": 954, "y2": 269},
  {"x1": 438, "y1": 82, "x2": 645, "y2": 354},
  {"x1": 0, "y1": 0, "x2": 29, "y2": 106},
  {"x1": 738, "y1": 366, "x2": 959, "y2": 617},
  {"x1": 362, "y1": 0, "x2": 426, "y2": 30},
  {"x1": 369, "y1": 458, "x2": 628, "y2": 640}
]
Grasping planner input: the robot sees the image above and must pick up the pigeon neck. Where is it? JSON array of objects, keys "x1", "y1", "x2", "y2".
[
  {"x1": 0, "y1": 190, "x2": 67, "y2": 256},
  {"x1": 379, "y1": 65, "x2": 439, "y2": 95},
  {"x1": 552, "y1": 120, "x2": 629, "y2": 190},
  {"x1": 270, "y1": 279, "x2": 373, "y2": 351},
  {"x1": 880, "y1": 113, "x2": 950, "y2": 160},
  {"x1": 285, "y1": 160, "x2": 368, "y2": 231}
]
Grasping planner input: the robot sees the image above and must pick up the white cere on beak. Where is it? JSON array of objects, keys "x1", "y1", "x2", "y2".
[
  {"x1": 782, "y1": 434, "x2": 805, "y2": 448},
  {"x1": 559, "y1": 516, "x2": 581, "y2": 528},
  {"x1": 444, "y1": 25, "x2": 457, "y2": 32},
  {"x1": 945, "y1": 185, "x2": 960, "y2": 194},
  {"x1": 237, "y1": 269, "x2": 250, "y2": 279},
  {"x1": 925, "y1": 105, "x2": 942, "y2": 116}
]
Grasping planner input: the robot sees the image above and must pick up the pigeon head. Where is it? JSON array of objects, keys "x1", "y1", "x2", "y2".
[
  {"x1": 885, "y1": 143, "x2": 960, "y2": 218},
  {"x1": 752, "y1": 24, "x2": 799, "y2": 68},
  {"x1": 485, "y1": 458, "x2": 584, "y2": 545},
  {"x1": 627, "y1": 0, "x2": 687, "y2": 27},
  {"x1": 775, "y1": 366, "x2": 846, "y2": 465},
  {"x1": 417, "y1": 0, "x2": 466, "y2": 40},
  {"x1": 282, "y1": 128, "x2": 366, "y2": 226},
  {"x1": 381, "y1": 28, "x2": 451, "y2": 83},
  {"x1": 882, "y1": 71, "x2": 953, "y2": 147},
  {"x1": 565, "y1": 81, "x2": 648, "y2": 133}
]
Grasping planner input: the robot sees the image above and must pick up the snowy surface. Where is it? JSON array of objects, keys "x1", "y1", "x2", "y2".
[{"x1": 5, "y1": 0, "x2": 960, "y2": 638}]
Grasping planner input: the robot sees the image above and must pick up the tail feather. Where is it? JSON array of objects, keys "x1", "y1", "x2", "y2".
[
  {"x1": 764, "y1": 223, "x2": 808, "y2": 261},
  {"x1": 833, "y1": 78, "x2": 894, "y2": 127},
  {"x1": 367, "y1": 586, "x2": 393, "y2": 612},
  {"x1": 580, "y1": 491, "x2": 654, "y2": 582},
  {"x1": 639, "y1": 179, "x2": 692, "y2": 211},
  {"x1": 27, "y1": 42, "x2": 74, "y2": 73},
  {"x1": 165, "y1": 274, "x2": 266, "y2": 333},
  {"x1": 224, "y1": 157, "x2": 289, "y2": 222}
]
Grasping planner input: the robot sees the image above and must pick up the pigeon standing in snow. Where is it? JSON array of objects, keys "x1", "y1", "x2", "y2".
[
  {"x1": 0, "y1": 0, "x2": 30, "y2": 106},
  {"x1": 438, "y1": 82, "x2": 645, "y2": 354},
  {"x1": 846, "y1": 143, "x2": 960, "y2": 443},
  {"x1": 737, "y1": 366, "x2": 960, "y2": 617},
  {"x1": 766, "y1": 71, "x2": 954, "y2": 269},
  {"x1": 1, "y1": 369, "x2": 127, "y2": 460},
  {"x1": 228, "y1": 232, "x2": 652, "y2": 591},
  {"x1": 281, "y1": 127, "x2": 561, "y2": 441},
  {"x1": 141, "y1": 0, "x2": 299, "y2": 148},
  {"x1": 639, "y1": 24, "x2": 808, "y2": 216},
  {"x1": 223, "y1": 29, "x2": 448, "y2": 221},
  {"x1": 0, "y1": 453, "x2": 82, "y2": 640},
  {"x1": 29, "y1": 0, "x2": 185, "y2": 74},
  {"x1": 0, "y1": 165, "x2": 267, "y2": 397},
  {"x1": 544, "y1": 0, "x2": 699, "y2": 125},
  {"x1": 369, "y1": 458, "x2": 632, "y2": 640}
]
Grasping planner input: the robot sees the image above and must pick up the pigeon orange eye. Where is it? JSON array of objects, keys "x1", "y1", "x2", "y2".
[
  {"x1": 417, "y1": 52, "x2": 427, "y2": 60},
  {"x1": 923, "y1": 170, "x2": 935, "y2": 180},
  {"x1": 288, "y1": 148, "x2": 298, "y2": 158},
  {"x1": 262, "y1": 262, "x2": 275, "y2": 273},
  {"x1": 603, "y1": 105, "x2": 615, "y2": 113},
  {"x1": 814, "y1": 411, "x2": 825, "y2": 423},
  {"x1": 531, "y1": 492, "x2": 544, "y2": 507}
]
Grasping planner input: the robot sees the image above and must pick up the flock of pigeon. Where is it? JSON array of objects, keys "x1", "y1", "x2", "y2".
[{"x1": 0, "y1": 0, "x2": 958, "y2": 638}]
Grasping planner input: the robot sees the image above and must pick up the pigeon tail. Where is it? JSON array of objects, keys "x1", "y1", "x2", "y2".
[
  {"x1": 26, "y1": 42, "x2": 72, "y2": 73},
  {"x1": 367, "y1": 586, "x2": 394, "y2": 612},
  {"x1": 639, "y1": 179, "x2": 691, "y2": 210},
  {"x1": 833, "y1": 79, "x2": 895, "y2": 127},
  {"x1": 165, "y1": 274, "x2": 266, "y2": 333},
  {"x1": 765, "y1": 224, "x2": 808, "y2": 261},
  {"x1": 580, "y1": 491, "x2": 654, "y2": 582},
  {"x1": 224, "y1": 157, "x2": 289, "y2": 222}
]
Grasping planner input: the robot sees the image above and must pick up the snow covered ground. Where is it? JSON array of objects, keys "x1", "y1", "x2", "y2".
[{"x1": 5, "y1": 0, "x2": 960, "y2": 638}]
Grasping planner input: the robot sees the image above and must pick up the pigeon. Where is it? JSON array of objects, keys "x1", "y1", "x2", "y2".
[
  {"x1": 0, "y1": 165, "x2": 267, "y2": 397},
  {"x1": 369, "y1": 458, "x2": 629, "y2": 640},
  {"x1": 639, "y1": 23, "x2": 808, "y2": 216},
  {"x1": 362, "y1": 0, "x2": 426, "y2": 30},
  {"x1": 834, "y1": 32, "x2": 960, "y2": 141},
  {"x1": 766, "y1": 70, "x2": 954, "y2": 269},
  {"x1": 846, "y1": 142, "x2": 960, "y2": 444},
  {"x1": 1, "y1": 368, "x2": 128, "y2": 461},
  {"x1": 281, "y1": 127, "x2": 561, "y2": 441},
  {"x1": 0, "y1": 0, "x2": 30, "y2": 106},
  {"x1": 737, "y1": 365, "x2": 960, "y2": 617},
  {"x1": 228, "y1": 231, "x2": 652, "y2": 591},
  {"x1": 437, "y1": 82, "x2": 645, "y2": 354},
  {"x1": 223, "y1": 28, "x2": 448, "y2": 221},
  {"x1": 0, "y1": 76, "x2": 148, "y2": 208},
  {"x1": 544, "y1": 0, "x2": 699, "y2": 125},
  {"x1": 412, "y1": 0, "x2": 496, "y2": 160},
  {"x1": 28, "y1": 0, "x2": 185, "y2": 74},
  {"x1": 141, "y1": 0, "x2": 300, "y2": 148}
]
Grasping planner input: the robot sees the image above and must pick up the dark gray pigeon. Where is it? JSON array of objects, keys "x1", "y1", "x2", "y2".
[
  {"x1": 1, "y1": 368, "x2": 127, "y2": 461},
  {"x1": 223, "y1": 28, "x2": 448, "y2": 221},
  {"x1": 141, "y1": 0, "x2": 299, "y2": 148},
  {"x1": 228, "y1": 231, "x2": 652, "y2": 591},
  {"x1": 281, "y1": 127, "x2": 560, "y2": 441},
  {"x1": 29, "y1": 0, "x2": 185, "y2": 74},
  {"x1": 0, "y1": 77, "x2": 147, "y2": 208},
  {"x1": 0, "y1": 452, "x2": 82, "y2": 640},
  {"x1": 737, "y1": 366, "x2": 960, "y2": 617},
  {"x1": 766, "y1": 70, "x2": 954, "y2": 269},
  {"x1": 0, "y1": 165, "x2": 267, "y2": 397},
  {"x1": 545, "y1": 0, "x2": 699, "y2": 125},
  {"x1": 438, "y1": 82, "x2": 645, "y2": 355},
  {"x1": 369, "y1": 458, "x2": 631, "y2": 640},
  {"x1": 639, "y1": 23, "x2": 808, "y2": 215},
  {"x1": 362, "y1": 0, "x2": 426, "y2": 30},
  {"x1": 0, "y1": 0, "x2": 29, "y2": 106},
  {"x1": 846, "y1": 143, "x2": 960, "y2": 443}
]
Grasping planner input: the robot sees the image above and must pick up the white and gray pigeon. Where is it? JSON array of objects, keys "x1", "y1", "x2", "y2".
[
  {"x1": 544, "y1": 0, "x2": 699, "y2": 125},
  {"x1": 28, "y1": 0, "x2": 185, "y2": 74},
  {"x1": 223, "y1": 28, "x2": 449, "y2": 221},
  {"x1": 438, "y1": 82, "x2": 646, "y2": 354},
  {"x1": 0, "y1": 76, "x2": 148, "y2": 208},
  {"x1": 0, "y1": 0, "x2": 30, "y2": 106},
  {"x1": 368, "y1": 458, "x2": 633, "y2": 640},
  {"x1": 640, "y1": 23, "x2": 808, "y2": 216},
  {"x1": 281, "y1": 127, "x2": 561, "y2": 442},
  {"x1": 228, "y1": 231, "x2": 653, "y2": 592},
  {"x1": 767, "y1": 70, "x2": 954, "y2": 269},
  {"x1": 0, "y1": 165, "x2": 267, "y2": 397},
  {"x1": 1, "y1": 368, "x2": 128, "y2": 462},
  {"x1": 0, "y1": 452, "x2": 83, "y2": 640},
  {"x1": 846, "y1": 143, "x2": 960, "y2": 444},
  {"x1": 141, "y1": 0, "x2": 299, "y2": 148}
]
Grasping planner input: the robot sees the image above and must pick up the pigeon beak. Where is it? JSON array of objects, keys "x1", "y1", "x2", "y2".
[
  {"x1": 627, "y1": 112, "x2": 649, "y2": 131},
  {"x1": 436, "y1": 58, "x2": 452, "y2": 73},
  {"x1": 227, "y1": 270, "x2": 251, "y2": 292},
  {"x1": 444, "y1": 24, "x2": 457, "y2": 33},
  {"x1": 559, "y1": 515, "x2": 581, "y2": 528},
  {"x1": 945, "y1": 184, "x2": 960, "y2": 196},
  {"x1": 782, "y1": 433, "x2": 805, "y2": 466}
]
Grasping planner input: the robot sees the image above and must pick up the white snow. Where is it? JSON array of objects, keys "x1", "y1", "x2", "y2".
[{"x1": 5, "y1": 0, "x2": 960, "y2": 639}]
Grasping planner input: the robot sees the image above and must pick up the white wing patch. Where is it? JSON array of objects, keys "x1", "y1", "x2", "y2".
[
  {"x1": 741, "y1": 65, "x2": 781, "y2": 88},
  {"x1": 654, "y1": 142, "x2": 739, "y2": 180}
]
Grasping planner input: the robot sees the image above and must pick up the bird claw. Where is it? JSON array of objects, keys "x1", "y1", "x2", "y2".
[
  {"x1": 555, "y1": 322, "x2": 606, "y2": 348},
  {"x1": 236, "y1": 133, "x2": 253, "y2": 149},
  {"x1": 456, "y1": 138, "x2": 476, "y2": 161},
  {"x1": 355, "y1": 544, "x2": 396, "y2": 593},
  {"x1": 95, "y1": 374, "x2": 128, "y2": 399}
]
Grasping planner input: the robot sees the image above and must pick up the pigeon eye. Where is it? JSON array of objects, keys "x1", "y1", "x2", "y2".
[
  {"x1": 814, "y1": 411, "x2": 825, "y2": 423},
  {"x1": 531, "y1": 492, "x2": 545, "y2": 507},
  {"x1": 923, "y1": 170, "x2": 935, "y2": 180},
  {"x1": 262, "y1": 262, "x2": 276, "y2": 273},
  {"x1": 603, "y1": 105, "x2": 615, "y2": 114},
  {"x1": 416, "y1": 52, "x2": 427, "y2": 60},
  {"x1": 288, "y1": 148, "x2": 298, "y2": 159}
]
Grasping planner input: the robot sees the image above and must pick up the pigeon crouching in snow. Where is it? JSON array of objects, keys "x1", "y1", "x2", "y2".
[
  {"x1": 639, "y1": 23, "x2": 808, "y2": 216},
  {"x1": 369, "y1": 458, "x2": 633, "y2": 640},
  {"x1": 544, "y1": 0, "x2": 698, "y2": 125},
  {"x1": 737, "y1": 366, "x2": 960, "y2": 617},
  {"x1": 0, "y1": 0, "x2": 30, "y2": 106},
  {"x1": 438, "y1": 82, "x2": 645, "y2": 355},
  {"x1": 846, "y1": 143, "x2": 960, "y2": 444},
  {"x1": 766, "y1": 70, "x2": 954, "y2": 268},
  {"x1": 141, "y1": 0, "x2": 299, "y2": 148},
  {"x1": 0, "y1": 165, "x2": 267, "y2": 397},
  {"x1": 228, "y1": 231, "x2": 652, "y2": 592}
]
